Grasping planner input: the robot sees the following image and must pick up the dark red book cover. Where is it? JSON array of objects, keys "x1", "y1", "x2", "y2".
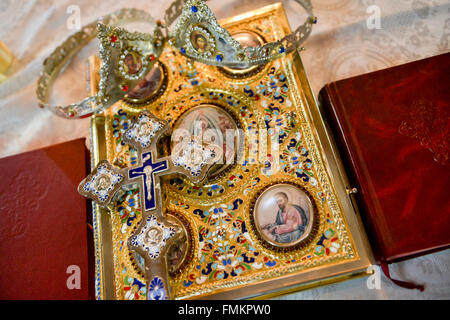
[
  {"x1": 319, "y1": 53, "x2": 450, "y2": 264},
  {"x1": 0, "y1": 138, "x2": 92, "y2": 299}
]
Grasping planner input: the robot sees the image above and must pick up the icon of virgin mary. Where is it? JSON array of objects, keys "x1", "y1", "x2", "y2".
[{"x1": 173, "y1": 105, "x2": 239, "y2": 165}]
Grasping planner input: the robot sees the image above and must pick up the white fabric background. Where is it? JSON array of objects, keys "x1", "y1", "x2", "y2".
[{"x1": 0, "y1": 0, "x2": 449, "y2": 299}]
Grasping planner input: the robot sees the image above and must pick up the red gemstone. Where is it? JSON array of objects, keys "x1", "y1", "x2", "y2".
[
  {"x1": 121, "y1": 85, "x2": 129, "y2": 92},
  {"x1": 110, "y1": 35, "x2": 117, "y2": 43},
  {"x1": 150, "y1": 54, "x2": 155, "y2": 61}
]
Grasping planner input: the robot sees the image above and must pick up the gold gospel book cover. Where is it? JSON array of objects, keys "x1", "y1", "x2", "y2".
[{"x1": 87, "y1": 3, "x2": 373, "y2": 300}]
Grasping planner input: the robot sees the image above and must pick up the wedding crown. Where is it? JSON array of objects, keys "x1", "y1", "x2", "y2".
[{"x1": 37, "y1": 0, "x2": 315, "y2": 119}]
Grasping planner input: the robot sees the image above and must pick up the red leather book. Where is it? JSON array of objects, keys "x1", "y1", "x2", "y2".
[
  {"x1": 319, "y1": 53, "x2": 450, "y2": 268},
  {"x1": 0, "y1": 138, "x2": 92, "y2": 299}
]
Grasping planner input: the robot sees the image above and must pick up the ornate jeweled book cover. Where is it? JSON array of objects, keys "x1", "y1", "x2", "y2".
[{"x1": 88, "y1": 3, "x2": 372, "y2": 300}]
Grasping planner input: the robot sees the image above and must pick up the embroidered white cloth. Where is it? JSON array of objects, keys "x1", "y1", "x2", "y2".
[{"x1": 0, "y1": 0, "x2": 448, "y2": 299}]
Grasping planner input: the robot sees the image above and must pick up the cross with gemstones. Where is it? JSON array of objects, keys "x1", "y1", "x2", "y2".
[{"x1": 78, "y1": 110, "x2": 222, "y2": 300}]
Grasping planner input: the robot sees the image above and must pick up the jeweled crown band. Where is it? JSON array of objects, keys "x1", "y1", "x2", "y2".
[
  {"x1": 172, "y1": 0, "x2": 314, "y2": 68},
  {"x1": 37, "y1": 8, "x2": 161, "y2": 119},
  {"x1": 37, "y1": 0, "x2": 315, "y2": 119}
]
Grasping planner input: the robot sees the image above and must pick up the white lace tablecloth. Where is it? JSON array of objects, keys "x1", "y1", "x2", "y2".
[{"x1": 0, "y1": 0, "x2": 448, "y2": 299}]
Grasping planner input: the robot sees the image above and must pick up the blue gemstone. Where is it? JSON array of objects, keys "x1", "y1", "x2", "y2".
[
  {"x1": 312, "y1": 17, "x2": 318, "y2": 24},
  {"x1": 216, "y1": 54, "x2": 223, "y2": 62},
  {"x1": 279, "y1": 46, "x2": 285, "y2": 54},
  {"x1": 191, "y1": 6, "x2": 198, "y2": 13},
  {"x1": 180, "y1": 47, "x2": 186, "y2": 54}
]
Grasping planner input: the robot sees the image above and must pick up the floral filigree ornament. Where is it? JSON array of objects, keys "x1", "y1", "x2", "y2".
[
  {"x1": 37, "y1": 0, "x2": 315, "y2": 118},
  {"x1": 148, "y1": 276, "x2": 167, "y2": 300},
  {"x1": 78, "y1": 110, "x2": 222, "y2": 299},
  {"x1": 398, "y1": 99, "x2": 449, "y2": 166}
]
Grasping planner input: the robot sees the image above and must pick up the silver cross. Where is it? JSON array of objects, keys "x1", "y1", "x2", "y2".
[{"x1": 78, "y1": 110, "x2": 222, "y2": 299}]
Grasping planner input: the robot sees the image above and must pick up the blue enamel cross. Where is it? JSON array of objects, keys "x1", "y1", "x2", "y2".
[
  {"x1": 78, "y1": 110, "x2": 222, "y2": 300},
  {"x1": 128, "y1": 151, "x2": 168, "y2": 212}
]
